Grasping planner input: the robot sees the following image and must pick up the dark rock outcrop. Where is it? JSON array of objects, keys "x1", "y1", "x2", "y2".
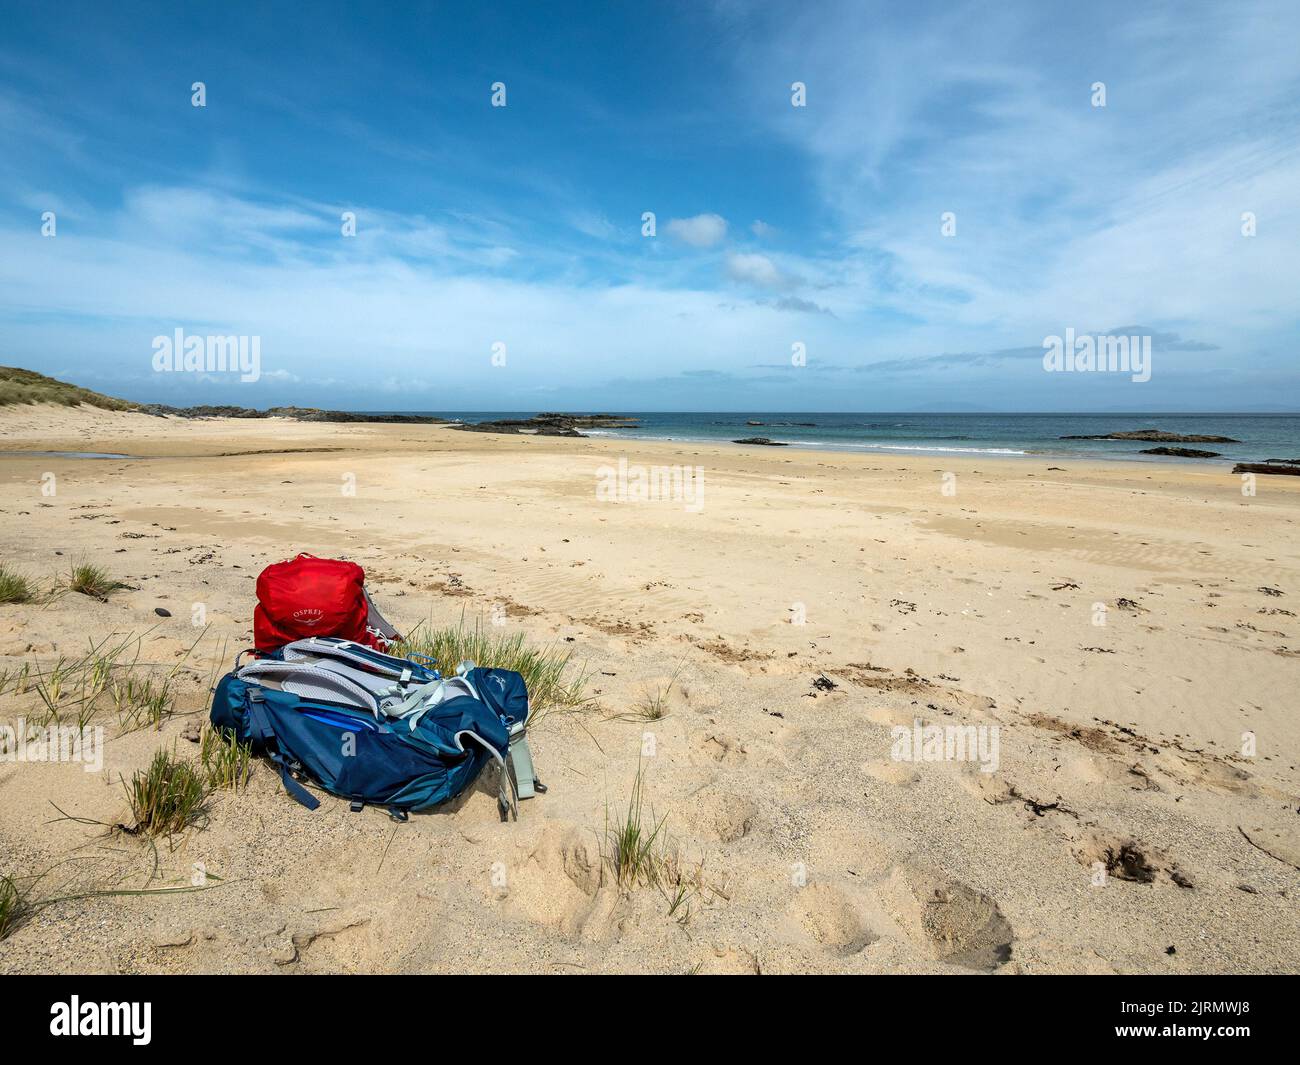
[
  {"x1": 450, "y1": 413, "x2": 639, "y2": 437},
  {"x1": 1060, "y1": 429, "x2": 1240, "y2": 443},
  {"x1": 1233, "y1": 462, "x2": 1300, "y2": 477},
  {"x1": 1139, "y1": 446, "x2": 1222, "y2": 458},
  {"x1": 733, "y1": 437, "x2": 788, "y2": 446},
  {"x1": 268, "y1": 407, "x2": 449, "y2": 424}
]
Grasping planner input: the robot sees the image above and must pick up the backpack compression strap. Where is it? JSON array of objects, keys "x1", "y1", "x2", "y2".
[
  {"x1": 509, "y1": 723, "x2": 539, "y2": 800},
  {"x1": 495, "y1": 726, "x2": 545, "y2": 820},
  {"x1": 246, "y1": 690, "x2": 321, "y2": 810}
]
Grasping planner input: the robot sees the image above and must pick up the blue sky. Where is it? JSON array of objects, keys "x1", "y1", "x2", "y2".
[{"x1": 1, "y1": 0, "x2": 1297, "y2": 411}]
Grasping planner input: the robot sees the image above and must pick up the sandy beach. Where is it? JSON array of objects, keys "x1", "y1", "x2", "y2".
[{"x1": 1, "y1": 403, "x2": 1298, "y2": 974}]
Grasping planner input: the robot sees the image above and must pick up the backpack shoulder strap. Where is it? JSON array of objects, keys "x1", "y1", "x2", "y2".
[{"x1": 245, "y1": 689, "x2": 321, "y2": 810}]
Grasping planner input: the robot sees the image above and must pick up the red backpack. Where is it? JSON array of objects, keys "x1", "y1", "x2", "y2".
[{"x1": 253, "y1": 553, "x2": 400, "y2": 652}]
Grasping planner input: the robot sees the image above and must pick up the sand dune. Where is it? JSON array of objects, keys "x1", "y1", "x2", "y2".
[{"x1": 1, "y1": 404, "x2": 1297, "y2": 973}]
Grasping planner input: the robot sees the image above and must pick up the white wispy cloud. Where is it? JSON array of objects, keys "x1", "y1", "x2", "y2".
[
  {"x1": 665, "y1": 212, "x2": 728, "y2": 247},
  {"x1": 723, "y1": 0, "x2": 1300, "y2": 346},
  {"x1": 726, "y1": 252, "x2": 794, "y2": 290},
  {"x1": 0, "y1": 188, "x2": 843, "y2": 405}
]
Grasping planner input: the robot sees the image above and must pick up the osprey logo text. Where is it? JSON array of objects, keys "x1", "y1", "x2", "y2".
[
  {"x1": 50, "y1": 996, "x2": 152, "y2": 1045},
  {"x1": 292, "y1": 607, "x2": 325, "y2": 626}
]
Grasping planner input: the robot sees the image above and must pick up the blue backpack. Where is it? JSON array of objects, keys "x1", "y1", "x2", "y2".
[{"x1": 210, "y1": 637, "x2": 543, "y2": 820}]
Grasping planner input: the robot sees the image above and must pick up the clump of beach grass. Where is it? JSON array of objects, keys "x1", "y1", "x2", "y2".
[
  {"x1": 125, "y1": 749, "x2": 208, "y2": 836},
  {"x1": 19, "y1": 636, "x2": 127, "y2": 727},
  {"x1": 0, "y1": 564, "x2": 37, "y2": 604},
  {"x1": 200, "y1": 724, "x2": 253, "y2": 791},
  {"x1": 665, "y1": 862, "x2": 702, "y2": 926},
  {"x1": 392, "y1": 614, "x2": 590, "y2": 725},
  {"x1": 31, "y1": 656, "x2": 74, "y2": 710},
  {"x1": 0, "y1": 662, "x2": 31, "y2": 699},
  {"x1": 600, "y1": 759, "x2": 722, "y2": 921},
  {"x1": 15, "y1": 628, "x2": 200, "y2": 734},
  {"x1": 631, "y1": 658, "x2": 686, "y2": 721},
  {"x1": 68, "y1": 562, "x2": 120, "y2": 600},
  {"x1": 111, "y1": 673, "x2": 174, "y2": 732},
  {"x1": 0, "y1": 874, "x2": 25, "y2": 940},
  {"x1": 602, "y1": 758, "x2": 669, "y2": 891}
]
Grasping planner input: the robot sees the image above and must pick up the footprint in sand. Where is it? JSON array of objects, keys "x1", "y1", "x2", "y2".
[
  {"x1": 500, "y1": 822, "x2": 608, "y2": 936},
  {"x1": 679, "y1": 786, "x2": 761, "y2": 843},
  {"x1": 1149, "y1": 750, "x2": 1259, "y2": 798},
  {"x1": 785, "y1": 883, "x2": 879, "y2": 956},
  {"x1": 876, "y1": 864, "x2": 1014, "y2": 971},
  {"x1": 803, "y1": 825, "x2": 900, "y2": 879}
]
